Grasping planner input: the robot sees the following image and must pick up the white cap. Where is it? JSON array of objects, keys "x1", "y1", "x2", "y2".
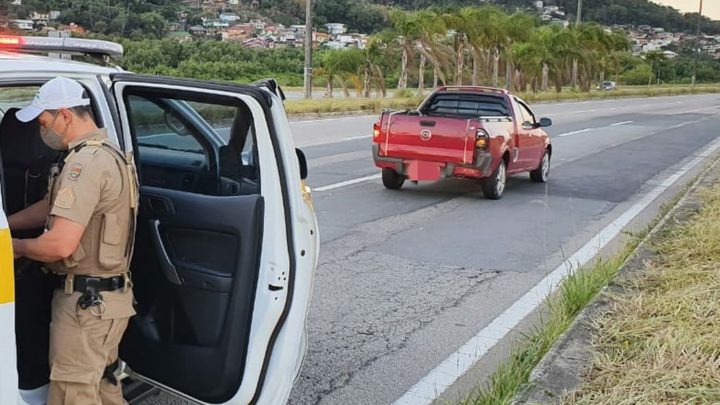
[{"x1": 16, "y1": 77, "x2": 90, "y2": 123}]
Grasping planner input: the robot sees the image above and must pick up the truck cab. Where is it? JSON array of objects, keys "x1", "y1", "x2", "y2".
[{"x1": 0, "y1": 36, "x2": 319, "y2": 405}]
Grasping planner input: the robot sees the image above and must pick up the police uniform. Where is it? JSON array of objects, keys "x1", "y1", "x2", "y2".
[{"x1": 44, "y1": 128, "x2": 138, "y2": 405}]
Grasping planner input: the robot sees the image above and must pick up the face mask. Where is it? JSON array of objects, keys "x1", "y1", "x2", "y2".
[{"x1": 40, "y1": 114, "x2": 68, "y2": 151}]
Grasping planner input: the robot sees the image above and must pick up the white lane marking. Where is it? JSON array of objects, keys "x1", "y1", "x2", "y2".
[
  {"x1": 611, "y1": 120, "x2": 634, "y2": 126},
  {"x1": 344, "y1": 135, "x2": 372, "y2": 141},
  {"x1": 393, "y1": 135, "x2": 720, "y2": 405},
  {"x1": 557, "y1": 128, "x2": 593, "y2": 137},
  {"x1": 291, "y1": 115, "x2": 376, "y2": 124},
  {"x1": 671, "y1": 122, "x2": 692, "y2": 129},
  {"x1": 314, "y1": 174, "x2": 382, "y2": 192}
]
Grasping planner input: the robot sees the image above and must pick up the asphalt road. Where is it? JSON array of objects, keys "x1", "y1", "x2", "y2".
[{"x1": 139, "y1": 94, "x2": 720, "y2": 404}]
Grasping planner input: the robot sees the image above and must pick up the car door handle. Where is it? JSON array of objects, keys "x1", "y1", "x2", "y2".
[
  {"x1": 145, "y1": 196, "x2": 174, "y2": 216},
  {"x1": 419, "y1": 120, "x2": 436, "y2": 127},
  {"x1": 150, "y1": 220, "x2": 182, "y2": 286}
]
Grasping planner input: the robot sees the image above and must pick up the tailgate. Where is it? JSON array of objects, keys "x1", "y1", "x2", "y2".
[{"x1": 381, "y1": 114, "x2": 475, "y2": 165}]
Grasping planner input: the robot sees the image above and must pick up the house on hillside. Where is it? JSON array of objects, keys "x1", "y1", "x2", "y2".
[
  {"x1": 324, "y1": 23, "x2": 347, "y2": 35},
  {"x1": 220, "y1": 13, "x2": 240, "y2": 23},
  {"x1": 243, "y1": 37, "x2": 273, "y2": 49},
  {"x1": 313, "y1": 31, "x2": 329, "y2": 44},
  {"x1": 250, "y1": 19, "x2": 266, "y2": 30},
  {"x1": 190, "y1": 25, "x2": 208, "y2": 37},
  {"x1": 12, "y1": 19, "x2": 33, "y2": 30},
  {"x1": 30, "y1": 12, "x2": 49, "y2": 26},
  {"x1": 227, "y1": 24, "x2": 255, "y2": 41},
  {"x1": 168, "y1": 31, "x2": 193, "y2": 42}
]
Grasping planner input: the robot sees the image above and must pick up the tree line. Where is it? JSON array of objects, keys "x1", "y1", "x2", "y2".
[{"x1": 317, "y1": 6, "x2": 631, "y2": 96}]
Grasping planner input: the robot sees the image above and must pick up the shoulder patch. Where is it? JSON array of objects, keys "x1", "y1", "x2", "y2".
[
  {"x1": 54, "y1": 186, "x2": 75, "y2": 209},
  {"x1": 68, "y1": 163, "x2": 83, "y2": 181}
]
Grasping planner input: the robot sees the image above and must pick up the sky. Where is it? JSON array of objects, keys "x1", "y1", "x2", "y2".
[{"x1": 651, "y1": 0, "x2": 720, "y2": 21}]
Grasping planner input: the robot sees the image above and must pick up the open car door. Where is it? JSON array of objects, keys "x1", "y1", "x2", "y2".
[{"x1": 109, "y1": 74, "x2": 302, "y2": 404}]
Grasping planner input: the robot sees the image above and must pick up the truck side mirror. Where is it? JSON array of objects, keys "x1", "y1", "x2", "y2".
[
  {"x1": 296, "y1": 148, "x2": 308, "y2": 180},
  {"x1": 539, "y1": 117, "x2": 552, "y2": 127}
]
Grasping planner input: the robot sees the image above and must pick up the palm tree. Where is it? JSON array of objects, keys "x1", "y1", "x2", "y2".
[
  {"x1": 412, "y1": 9, "x2": 447, "y2": 94},
  {"x1": 388, "y1": 9, "x2": 420, "y2": 90},
  {"x1": 644, "y1": 50, "x2": 666, "y2": 86},
  {"x1": 503, "y1": 12, "x2": 536, "y2": 91}
]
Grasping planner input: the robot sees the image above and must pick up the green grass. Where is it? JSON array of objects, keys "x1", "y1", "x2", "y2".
[
  {"x1": 460, "y1": 181, "x2": 695, "y2": 405},
  {"x1": 564, "y1": 184, "x2": 720, "y2": 404},
  {"x1": 284, "y1": 84, "x2": 720, "y2": 115}
]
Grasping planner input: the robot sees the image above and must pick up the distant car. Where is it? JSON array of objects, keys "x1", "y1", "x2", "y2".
[
  {"x1": 597, "y1": 81, "x2": 616, "y2": 91},
  {"x1": 372, "y1": 86, "x2": 553, "y2": 200}
]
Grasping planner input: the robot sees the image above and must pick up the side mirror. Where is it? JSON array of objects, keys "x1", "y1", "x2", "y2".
[
  {"x1": 538, "y1": 117, "x2": 552, "y2": 128},
  {"x1": 407, "y1": 109, "x2": 421, "y2": 116},
  {"x1": 164, "y1": 111, "x2": 189, "y2": 136},
  {"x1": 296, "y1": 148, "x2": 308, "y2": 180}
]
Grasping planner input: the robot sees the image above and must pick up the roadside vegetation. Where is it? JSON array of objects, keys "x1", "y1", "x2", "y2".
[
  {"x1": 284, "y1": 84, "x2": 720, "y2": 115},
  {"x1": 107, "y1": 6, "x2": 720, "y2": 96},
  {"x1": 460, "y1": 179, "x2": 698, "y2": 405},
  {"x1": 564, "y1": 184, "x2": 720, "y2": 404}
]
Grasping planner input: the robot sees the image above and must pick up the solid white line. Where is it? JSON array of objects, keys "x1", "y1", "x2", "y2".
[
  {"x1": 344, "y1": 135, "x2": 372, "y2": 141},
  {"x1": 314, "y1": 174, "x2": 381, "y2": 192},
  {"x1": 291, "y1": 115, "x2": 376, "y2": 124},
  {"x1": 611, "y1": 120, "x2": 634, "y2": 126},
  {"x1": 392, "y1": 135, "x2": 720, "y2": 405},
  {"x1": 557, "y1": 128, "x2": 593, "y2": 137}
]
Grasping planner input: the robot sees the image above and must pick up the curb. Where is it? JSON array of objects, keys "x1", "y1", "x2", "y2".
[{"x1": 513, "y1": 155, "x2": 720, "y2": 404}]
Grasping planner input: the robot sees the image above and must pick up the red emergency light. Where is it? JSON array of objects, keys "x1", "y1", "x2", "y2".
[{"x1": 0, "y1": 36, "x2": 24, "y2": 46}]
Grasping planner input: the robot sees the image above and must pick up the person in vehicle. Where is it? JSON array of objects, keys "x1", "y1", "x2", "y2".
[{"x1": 9, "y1": 77, "x2": 139, "y2": 405}]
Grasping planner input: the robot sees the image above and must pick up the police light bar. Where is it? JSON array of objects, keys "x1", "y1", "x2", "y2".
[{"x1": 0, "y1": 36, "x2": 123, "y2": 58}]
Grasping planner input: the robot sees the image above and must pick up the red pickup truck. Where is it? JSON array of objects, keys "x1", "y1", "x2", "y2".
[{"x1": 372, "y1": 86, "x2": 552, "y2": 199}]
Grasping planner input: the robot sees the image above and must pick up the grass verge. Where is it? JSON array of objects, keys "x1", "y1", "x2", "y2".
[
  {"x1": 564, "y1": 186, "x2": 720, "y2": 404},
  {"x1": 460, "y1": 181, "x2": 694, "y2": 405},
  {"x1": 284, "y1": 84, "x2": 720, "y2": 115}
]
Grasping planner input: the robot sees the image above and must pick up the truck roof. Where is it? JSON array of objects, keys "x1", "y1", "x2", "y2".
[{"x1": 435, "y1": 85, "x2": 510, "y2": 96}]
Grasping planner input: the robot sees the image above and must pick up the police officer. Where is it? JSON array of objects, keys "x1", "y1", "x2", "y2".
[{"x1": 9, "y1": 77, "x2": 138, "y2": 405}]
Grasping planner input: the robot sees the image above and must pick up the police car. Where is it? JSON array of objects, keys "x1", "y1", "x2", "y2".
[{"x1": 0, "y1": 36, "x2": 319, "y2": 405}]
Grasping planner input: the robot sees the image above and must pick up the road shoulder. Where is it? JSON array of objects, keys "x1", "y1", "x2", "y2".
[{"x1": 515, "y1": 157, "x2": 720, "y2": 404}]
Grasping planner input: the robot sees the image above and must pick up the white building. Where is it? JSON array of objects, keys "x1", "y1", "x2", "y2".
[
  {"x1": 12, "y1": 19, "x2": 34, "y2": 30},
  {"x1": 324, "y1": 23, "x2": 347, "y2": 35},
  {"x1": 219, "y1": 13, "x2": 240, "y2": 23}
]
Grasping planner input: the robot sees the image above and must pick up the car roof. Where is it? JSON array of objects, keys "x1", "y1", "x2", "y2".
[{"x1": 0, "y1": 51, "x2": 120, "y2": 77}]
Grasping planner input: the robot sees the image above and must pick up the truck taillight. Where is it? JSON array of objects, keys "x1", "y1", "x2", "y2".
[
  {"x1": 373, "y1": 123, "x2": 381, "y2": 142},
  {"x1": 475, "y1": 129, "x2": 489, "y2": 149}
]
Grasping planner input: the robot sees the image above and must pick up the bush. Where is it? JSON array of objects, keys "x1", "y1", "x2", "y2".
[{"x1": 621, "y1": 64, "x2": 653, "y2": 85}]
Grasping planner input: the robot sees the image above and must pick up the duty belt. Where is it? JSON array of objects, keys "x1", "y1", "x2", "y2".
[{"x1": 56, "y1": 274, "x2": 127, "y2": 293}]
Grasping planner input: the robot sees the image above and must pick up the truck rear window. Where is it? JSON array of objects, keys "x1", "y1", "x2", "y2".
[{"x1": 421, "y1": 93, "x2": 509, "y2": 117}]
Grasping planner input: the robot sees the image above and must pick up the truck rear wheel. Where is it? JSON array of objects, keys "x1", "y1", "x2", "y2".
[
  {"x1": 530, "y1": 150, "x2": 550, "y2": 183},
  {"x1": 382, "y1": 168, "x2": 405, "y2": 190},
  {"x1": 482, "y1": 160, "x2": 506, "y2": 200}
]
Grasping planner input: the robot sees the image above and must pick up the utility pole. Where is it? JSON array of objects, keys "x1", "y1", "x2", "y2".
[
  {"x1": 692, "y1": 0, "x2": 704, "y2": 86},
  {"x1": 571, "y1": 0, "x2": 582, "y2": 90},
  {"x1": 303, "y1": 0, "x2": 313, "y2": 99}
]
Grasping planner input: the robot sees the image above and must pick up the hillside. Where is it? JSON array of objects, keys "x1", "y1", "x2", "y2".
[{"x1": 4, "y1": 0, "x2": 719, "y2": 36}]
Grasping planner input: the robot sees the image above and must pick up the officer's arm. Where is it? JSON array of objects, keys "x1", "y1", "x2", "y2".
[
  {"x1": 12, "y1": 217, "x2": 84, "y2": 262},
  {"x1": 8, "y1": 199, "x2": 50, "y2": 231}
]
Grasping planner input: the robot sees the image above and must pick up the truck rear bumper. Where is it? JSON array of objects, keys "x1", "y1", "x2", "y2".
[{"x1": 372, "y1": 144, "x2": 495, "y2": 181}]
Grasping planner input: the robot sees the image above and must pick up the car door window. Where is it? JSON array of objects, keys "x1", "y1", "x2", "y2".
[
  {"x1": 516, "y1": 99, "x2": 536, "y2": 126},
  {"x1": 125, "y1": 94, "x2": 259, "y2": 196}
]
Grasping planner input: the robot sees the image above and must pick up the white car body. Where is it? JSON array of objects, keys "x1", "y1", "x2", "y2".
[{"x1": 0, "y1": 37, "x2": 318, "y2": 405}]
